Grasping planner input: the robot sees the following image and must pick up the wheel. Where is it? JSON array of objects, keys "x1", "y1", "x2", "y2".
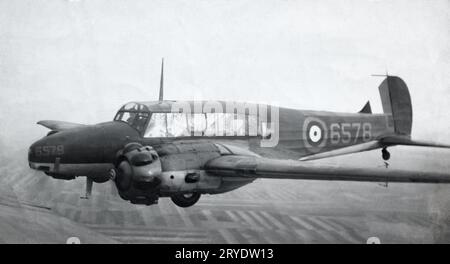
[
  {"x1": 382, "y1": 148, "x2": 390, "y2": 161},
  {"x1": 171, "y1": 192, "x2": 201, "y2": 208}
]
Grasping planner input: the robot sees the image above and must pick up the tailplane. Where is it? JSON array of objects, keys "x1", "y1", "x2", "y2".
[{"x1": 301, "y1": 76, "x2": 450, "y2": 161}]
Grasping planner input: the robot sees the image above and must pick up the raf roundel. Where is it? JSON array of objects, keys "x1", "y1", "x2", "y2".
[
  {"x1": 303, "y1": 117, "x2": 327, "y2": 152},
  {"x1": 309, "y1": 125, "x2": 322, "y2": 143}
]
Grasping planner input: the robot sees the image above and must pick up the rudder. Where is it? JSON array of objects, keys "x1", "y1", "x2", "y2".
[{"x1": 378, "y1": 76, "x2": 412, "y2": 135}]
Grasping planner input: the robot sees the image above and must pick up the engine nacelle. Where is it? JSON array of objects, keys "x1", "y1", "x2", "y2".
[
  {"x1": 114, "y1": 143, "x2": 162, "y2": 205},
  {"x1": 112, "y1": 141, "x2": 256, "y2": 207}
]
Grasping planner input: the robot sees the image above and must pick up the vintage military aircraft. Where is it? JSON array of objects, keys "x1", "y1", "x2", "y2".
[{"x1": 28, "y1": 60, "x2": 450, "y2": 207}]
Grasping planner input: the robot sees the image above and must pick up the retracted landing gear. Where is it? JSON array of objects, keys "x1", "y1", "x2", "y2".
[
  {"x1": 80, "y1": 177, "x2": 93, "y2": 199},
  {"x1": 381, "y1": 147, "x2": 390, "y2": 169},
  {"x1": 382, "y1": 147, "x2": 390, "y2": 161},
  {"x1": 379, "y1": 147, "x2": 390, "y2": 187}
]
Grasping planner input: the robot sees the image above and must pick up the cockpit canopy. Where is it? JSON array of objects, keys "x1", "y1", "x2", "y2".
[
  {"x1": 114, "y1": 102, "x2": 150, "y2": 133},
  {"x1": 114, "y1": 101, "x2": 274, "y2": 139}
]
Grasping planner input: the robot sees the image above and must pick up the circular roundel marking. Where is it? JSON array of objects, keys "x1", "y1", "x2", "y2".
[
  {"x1": 303, "y1": 117, "x2": 327, "y2": 153},
  {"x1": 309, "y1": 125, "x2": 322, "y2": 143}
]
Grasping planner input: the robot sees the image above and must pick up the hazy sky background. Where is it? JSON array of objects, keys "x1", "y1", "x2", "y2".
[{"x1": 0, "y1": 0, "x2": 449, "y2": 150}]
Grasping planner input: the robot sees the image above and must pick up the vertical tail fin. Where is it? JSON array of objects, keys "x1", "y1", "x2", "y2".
[{"x1": 378, "y1": 76, "x2": 412, "y2": 135}]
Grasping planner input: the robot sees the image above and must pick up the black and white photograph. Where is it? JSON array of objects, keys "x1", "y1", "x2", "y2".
[{"x1": 0, "y1": 0, "x2": 449, "y2": 247}]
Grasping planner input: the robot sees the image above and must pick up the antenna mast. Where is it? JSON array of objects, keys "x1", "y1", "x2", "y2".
[{"x1": 159, "y1": 58, "x2": 164, "y2": 101}]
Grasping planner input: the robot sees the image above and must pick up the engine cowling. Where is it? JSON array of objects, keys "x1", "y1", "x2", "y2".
[{"x1": 114, "y1": 143, "x2": 162, "y2": 205}]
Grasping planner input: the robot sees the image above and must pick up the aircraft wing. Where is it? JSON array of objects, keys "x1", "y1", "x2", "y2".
[
  {"x1": 299, "y1": 136, "x2": 450, "y2": 161},
  {"x1": 205, "y1": 155, "x2": 450, "y2": 183},
  {"x1": 37, "y1": 120, "x2": 86, "y2": 131}
]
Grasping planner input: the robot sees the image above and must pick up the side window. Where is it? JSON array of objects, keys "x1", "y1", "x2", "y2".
[
  {"x1": 248, "y1": 115, "x2": 258, "y2": 136},
  {"x1": 233, "y1": 114, "x2": 246, "y2": 136},
  {"x1": 223, "y1": 113, "x2": 246, "y2": 136},
  {"x1": 144, "y1": 113, "x2": 167, "y2": 137},
  {"x1": 187, "y1": 113, "x2": 207, "y2": 136},
  {"x1": 205, "y1": 113, "x2": 224, "y2": 136},
  {"x1": 261, "y1": 122, "x2": 273, "y2": 139},
  {"x1": 223, "y1": 113, "x2": 235, "y2": 136},
  {"x1": 166, "y1": 113, "x2": 190, "y2": 137},
  {"x1": 142, "y1": 112, "x2": 262, "y2": 138}
]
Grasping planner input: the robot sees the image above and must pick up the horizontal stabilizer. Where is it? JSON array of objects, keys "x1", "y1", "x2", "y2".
[
  {"x1": 37, "y1": 120, "x2": 86, "y2": 131},
  {"x1": 300, "y1": 136, "x2": 450, "y2": 161},
  {"x1": 380, "y1": 136, "x2": 450, "y2": 149}
]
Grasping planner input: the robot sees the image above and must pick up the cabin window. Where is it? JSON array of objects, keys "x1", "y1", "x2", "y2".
[
  {"x1": 205, "y1": 113, "x2": 222, "y2": 136},
  {"x1": 204, "y1": 113, "x2": 246, "y2": 136},
  {"x1": 167, "y1": 113, "x2": 190, "y2": 137},
  {"x1": 248, "y1": 115, "x2": 258, "y2": 136},
  {"x1": 187, "y1": 113, "x2": 207, "y2": 136},
  {"x1": 261, "y1": 122, "x2": 273, "y2": 139},
  {"x1": 143, "y1": 112, "x2": 261, "y2": 138},
  {"x1": 223, "y1": 113, "x2": 245, "y2": 136},
  {"x1": 144, "y1": 113, "x2": 167, "y2": 137}
]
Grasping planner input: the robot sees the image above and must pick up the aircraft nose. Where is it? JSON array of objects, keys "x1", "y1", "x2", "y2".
[
  {"x1": 28, "y1": 136, "x2": 56, "y2": 171},
  {"x1": 28, "y1": 144, "x2": 34, "y2": 166},
  {"x1": 28, "y1": 133, "x2": 66, "y2": 171},
  {"x1": 29, "y1": 139, "x2": 42, "y2": 170},
  {"x1": 29, "y1": 124, "x2": 108, "y2": 172}
]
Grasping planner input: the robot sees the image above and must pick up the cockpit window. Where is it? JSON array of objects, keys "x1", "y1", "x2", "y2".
[
  {"x1": 115, "y1": 111, "x2": 149, "y2": 133},
  {"x1": 115, "y1": 112, "x2": 133, "y2": 124},
  {"x1": 122, "y1": 102, "x2": 142, "y2": 111}
]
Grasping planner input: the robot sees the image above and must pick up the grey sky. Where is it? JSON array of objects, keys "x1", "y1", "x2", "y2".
[{"x1": 0, "y1": 0, "x2": 449, "y2": 149}]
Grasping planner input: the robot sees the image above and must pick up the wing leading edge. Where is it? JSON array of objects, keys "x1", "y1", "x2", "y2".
[{"x1": 205, "y1": 155, "x2": 450, "y2": 183}]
